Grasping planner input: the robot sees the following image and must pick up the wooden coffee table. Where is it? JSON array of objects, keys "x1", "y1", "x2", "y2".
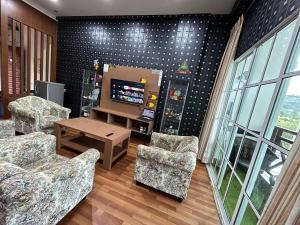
[{"x1": 54, "y1": 117, "x2": 131, "y2": 170}]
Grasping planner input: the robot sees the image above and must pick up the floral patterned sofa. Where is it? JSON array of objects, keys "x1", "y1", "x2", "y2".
[
  {"x1": 8, "y1": 96, "x2": 71, "y2": 134},
  {"x1": 134, "y1": 132, "x2": 199, "y2": 201},
  {"x1": 0, "y1": 120, "x2": 100, "y2": 225},
  {"x1": 0, "y1": 120, "x2": 15, "y2": 138}
]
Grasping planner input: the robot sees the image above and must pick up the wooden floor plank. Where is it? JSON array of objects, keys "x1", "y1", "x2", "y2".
[{"x1": 57, "y1": 133, "x2": 220, "y2": 225}]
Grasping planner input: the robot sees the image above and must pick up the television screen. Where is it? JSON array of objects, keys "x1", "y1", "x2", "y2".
[{"x1": 111, "y1": 79, "x2": 145, "y2": 105}]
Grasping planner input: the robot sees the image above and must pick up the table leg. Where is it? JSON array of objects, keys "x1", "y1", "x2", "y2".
[
  {"x1": 54, "y1": 123, "x2": 62, "y2": 151},
  {"x1": 103, "y1": 141, "x2": 113, "y2": 170},
  {"x1": 122, "y1": 137, "x2": 130, "y2": 155}
]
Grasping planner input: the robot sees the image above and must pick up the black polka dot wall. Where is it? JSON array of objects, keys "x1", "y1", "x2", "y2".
[
  {"x1": 57, "y1": 14, "x2": 230, "y2": 136},
  {"x1": 236, "y1": 0, "x2": 300, "y2": 58}
]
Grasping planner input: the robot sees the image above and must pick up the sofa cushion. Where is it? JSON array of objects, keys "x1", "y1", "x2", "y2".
[{"x1": 23, "y1": 154, "x2": 69, "y2": 172}]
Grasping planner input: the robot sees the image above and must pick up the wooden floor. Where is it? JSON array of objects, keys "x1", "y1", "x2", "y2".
[{"x1": 57, "y1": 134, "x2": 221, "y2": 225}]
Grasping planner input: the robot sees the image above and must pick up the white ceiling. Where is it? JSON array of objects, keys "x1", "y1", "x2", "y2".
[{"x1": 24, "y1": 0, "x2": 237, "y2": 19}]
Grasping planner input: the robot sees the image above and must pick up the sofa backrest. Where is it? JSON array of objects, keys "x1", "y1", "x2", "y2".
[
  {"x1": 13, "y1": 96, "x2": 51, "y2": 115},
  {"x1": 150, "y1": 132, "x2": 199, "y2": 154}
]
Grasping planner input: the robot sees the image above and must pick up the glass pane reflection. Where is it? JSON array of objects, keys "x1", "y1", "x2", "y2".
[
  {"x1": 235, "y1": 197, "x2": 259, "y2": 225},
  {"x1": 286, "y1": 31, "x2": 300, "y2": 73},
  {"x1": 246, "y1": 143, "x2": 287, "y2": 214},
  {"x1": 263, "y1": 20, "x2": 296, "y2": 81},
  {"x1": 235, "y1": 133, "x2": 257, "y2": 182},
  {"x1": 265, "y1": 76, "x2": 300, "y2": 150},
  {"x1": 224, "y1": 175, "x2": 242, "y2": 221}
]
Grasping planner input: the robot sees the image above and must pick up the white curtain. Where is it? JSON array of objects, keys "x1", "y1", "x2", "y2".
[{"x1": 198, "y1": 16, "x2": 244, "y2": 163}]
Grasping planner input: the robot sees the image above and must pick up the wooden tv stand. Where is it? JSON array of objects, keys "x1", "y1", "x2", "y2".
[{"x1": 91, "y1": 107, "x2": 154, "y2": 135}]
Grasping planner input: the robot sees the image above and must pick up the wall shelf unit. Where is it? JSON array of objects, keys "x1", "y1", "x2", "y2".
[{"x1": 91, "y1": 107, "x2": 154, "y2": 135}]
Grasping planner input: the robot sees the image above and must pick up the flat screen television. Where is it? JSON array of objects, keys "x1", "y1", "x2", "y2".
[{"x1": 111, "y1": 79, "x2": 145, "y2": 105}]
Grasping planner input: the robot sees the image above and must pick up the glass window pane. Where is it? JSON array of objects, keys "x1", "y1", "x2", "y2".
[
  {"x1": 227, "y1": 126, "x2": 245, "y2": 166},
  {"x1": 217, "y1": 119, "x2": 234, "y2": 149},
  {"x1": 225, "y1": 91, "x2": 237, "y2": 118},
  {"x1": 286, "y1": 31, "x2": 300, "y2": 73},
  {"x1": 248, "y1": 37, "x2": 274, "y2": 85},
  {"x1": 236, "y1": 86, "x2": 259, "y2": 127},
  {"x1": 239, "y1": 53, "x2": 254, "y2": 88},
  {"x1": 248, "y1": 83, "x2": 277, "y2": 133},
  {"x1": 246, "y1": 144, "x2": 287, "y2": 214},
  {"x1": 224, "y1": 62, "x2": 235, "y2": 92},
  {"x1": 216, "y1": 91, "x2": 229, "y2": 118},
  {"x1": 224, "y1": 175, "x2": 242, "y2": 221},
  {"x1": 212, "y1": 144, "x2": 224, "y2": 177},
  {"x1": 235, "y1": 133, "x2": 257, "y2": 182},
  {"x1": 231, "y1": 90, "x2": 243, "y2": 122},
  {"x1": 265, "y1": 75, "x2": 300, "y2": 150},
  {"x1": 263, "y1": 20, "x2": 296, "y2": 81},
  {"x1": 235, "y1": 197, "x2": 259, "y2": 225},
  {"x1": 231, "y1": 59, "x2": 246, "y2": 90},
  {"x1": 218, "y1": 163, "x2": 232, "y2": 199}
]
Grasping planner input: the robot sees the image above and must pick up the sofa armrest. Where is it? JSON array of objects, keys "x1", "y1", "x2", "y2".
[
  {"x1": 137, "y1": 145, "x2": 197, "y2": 173},
  {"x1": 175, "y1": 136, "x2": 199, "y2": 154},
  {"x1": 0, "y1": 132, "x2": 56, "y2": 167},
  {"x1": 0, "y1": 120, "x2": 15, "y2": 138},
  {"x1": 49, "y1": 102, "x2": 71, "y2": 119},
  {"x1": 42, "y1": 148, "x2": 100, "y2": 182},
  {"x1": 8, "y1": 101, "x2": 38, "y2": 119}
]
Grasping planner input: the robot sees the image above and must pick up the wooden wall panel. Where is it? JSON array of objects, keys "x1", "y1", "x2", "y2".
[
  {"x1": 34, "y1": 30, "x2": 38, "y2": 82},
  {"x1": 12, "y1": 20, "x2": 16, "y2": 95},
  {"x1": 1, "y1": 0, "x2": 58, "y2": 118},
  {"x1": 100, "y1": 66, "x2": 161, "y2": 117},
  {"x1": 1, "y1": 14, "x2": 9, "y2": 117},
  {"x1": 51, "y1": 35, "x2": 57, "y2": 82},
  {"x1": 1, "y1": 1, "x2": 57, "y2": 36}
]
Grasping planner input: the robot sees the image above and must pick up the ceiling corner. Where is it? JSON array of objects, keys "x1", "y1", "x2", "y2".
[{"x1": 23, "y1": 0, "x2": 57, "y2": 21}]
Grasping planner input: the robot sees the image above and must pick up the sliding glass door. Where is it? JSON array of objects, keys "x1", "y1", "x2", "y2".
[{"x1": 208, "y1": 14, "x2": 300, "y2": 225}]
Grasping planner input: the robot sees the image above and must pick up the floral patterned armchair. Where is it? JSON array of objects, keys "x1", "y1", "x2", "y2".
[
  {"x1": 8, "y1": 96, "x2": 71, "y2": 134},
  {"x1": 134, "y1": 132, "x2": 199, "y2": 201},
  {"x1": 0, "y1": 126, "x2": 100, "y2": 225}
]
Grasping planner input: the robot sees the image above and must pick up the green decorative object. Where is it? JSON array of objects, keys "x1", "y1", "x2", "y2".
[{"x1": 176, "y1": 60, "x2": 191, "y2": 74}]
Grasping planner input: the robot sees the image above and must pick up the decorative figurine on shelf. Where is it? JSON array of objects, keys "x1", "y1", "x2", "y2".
[
  {"x1": 176, "y1": 60, "x2": 191, "y2": 75},
  {"x1": 146, "y1": 92, "x2": 158, "y2": 109},
  {"x1": 169, "y1": 89, "x2": 183, "y2": 100},
  {"x1": 149, "y1": 94, "x2": 157, "y2": 100},
  {"x1": 93, "y1": 59, "x2": 99, "y2": 71},
  {"x1": 147, "y1": 102, "x2": 155, "y2": 108},
  {"x1": 140, "y1": 77, "x2": 147, "y2": 84},
  {"x1": 139, "y1": 126, "x2": 147, "y2": 133}
]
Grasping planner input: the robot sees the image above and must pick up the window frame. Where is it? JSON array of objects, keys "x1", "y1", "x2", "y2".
[{"x1": 207, "y1": 10, "x2": 300, "y2": 225}]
